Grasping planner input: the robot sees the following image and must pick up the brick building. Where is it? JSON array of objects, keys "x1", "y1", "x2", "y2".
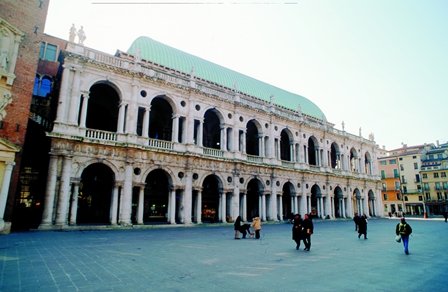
[{"x1": 0, "y1": 1, "x2": 50, "y2": 234}]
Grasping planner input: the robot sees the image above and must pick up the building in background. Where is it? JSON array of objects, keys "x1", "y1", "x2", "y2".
[
  {"x1": 0, "y1": 1, "x2": 50, "y2": 234},
  {"x1": 378, "y1": 154, "x2": 403, "y2": 216},
  {"x1": 21, "y1": 30, "x2": 383, "y2": 230}
]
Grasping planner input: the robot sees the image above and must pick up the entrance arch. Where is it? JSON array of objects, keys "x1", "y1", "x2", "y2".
[
  {"x1": 333, "y1": 186, "x2": 344, "y2": 218},
  {"x1": 201, "y1": 175, "x2": 222, "y2": 222},
  {"x1": 86, "y1": 83, "x2": 119, "y2": 132},
  {"x1": 282, "y1": 182, "x2": 295, "y2": 219},
  {"x1": 310, "y1": 184, "x2": 322, "y2": 218},
  {"x1": 148, "y1": 96, "x2": 173, "y2": 140},
  {"x1": 144, "y1": 169, "x2": 171, "y2": 222},
  {"x1": 246, "y1": 179, "x2": 264, "y2": 220},
  {"x1": 78, "y1": 163, "x2": 114, "y2": 223}
]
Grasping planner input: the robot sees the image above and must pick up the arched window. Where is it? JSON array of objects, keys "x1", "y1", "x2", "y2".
[{"x1": 33, "y1": 75, "x2": 52, "y2": 97}]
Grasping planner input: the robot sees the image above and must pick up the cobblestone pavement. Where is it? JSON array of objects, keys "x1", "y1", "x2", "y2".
[{"x1": 0, "y1": 218, "x2": 447, "y2": 292}]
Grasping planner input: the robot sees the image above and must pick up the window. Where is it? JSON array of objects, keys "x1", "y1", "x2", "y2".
[
  {"x1": 397, "y1": 193, "x2": 402, "y2": 200},
  {"x1": 438, "y1": 154, "x2": 443, "y2": 159},
  {"x1": 400, "y1": 164, "x2": 404, "y2": 171},
  {"x1": 382, "y1": 183, "x2": 386, "y2": 191},
  {"x1": 381, "y1": 170, "x2": 386, "y2": 179},
  {"x1": 383, "y1": 194, "x2": 388, "y2": 200},
  {"x1": 442, "y1": 172, "x2": 446, "y2": 178},
  {"x1": 399, "y1": 157, "x2": 403, "y2": 161},
  {"x1": 425, "y1": 193, "x2": 431, "y2": 200},
  {"x1": 415, "y1": 174, "x2": 420, "y2": 183},
  {"x1": 418, "y1": 196, "x2": 423, "y2": 201},
  {"x1": 39, "y1": 42, "x2": 58, "y2": 61},
  {"x1": 443, "y1": 182, "x2": 448, "y2": 190},
  {"x1": 404, "y1": 196, "x2": 409, "y2": 201},
  {"x1": 429, "y1": 154, "x2": 434, "y2": 160},
  {"x1": 393, "y1": 169, "x2": 399, "y2": 178},
  {"x1": 445, "y1": 192, "x2": 448, "y2": 200},
  {"x1": 435, "y1": 182, "x2": 441, "y2": 190},
  {"x1": 33, "y1": 75, "x2": 52, "y2": 98},
  {"x1": 414, "y1": 163, "x2": 418, "y2": 169},
  {"x1": 437, "y1": 192, "x2": 443, "y2": 200},
  {"x1": 380, "y1": 161, "x2": 387, "y2": 165},
  {"x1": 422, "y1": 173, "x2": 427, "y2": 179},
  {"x1": 402, "y1": 186, "x2": 407, "y2": 193},
  {"x1": 434, "y1": 173, "x2": 439, "y2": 178},
  {"x1": 395, "y1": 181, "x2": 400, "y2": 190},
  {"x1": 384, "y1": 204, "x2": 388, "y2": 212},
  {"x1": 389, "y1": 159, "x2": 397, "y2": 165},
  {"x1": 417, "y1": 185, "x2": 421, "y2": 190},
  {"x1": 412, "y1": 156, "x2": 417, "y2": 159},
  {"x1": 424, "y1": 183, "x2": 430, "y2": 190}
]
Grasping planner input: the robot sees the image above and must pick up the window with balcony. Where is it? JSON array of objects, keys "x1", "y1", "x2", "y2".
[
  {"x1": 423, "y1": 183, "x2": 430, "y2": 191},
  {"x1": 429, "y1": 154, "x2": 434, "y2": 160},
  {"x1": 438, "y1": 154, "x2": 443, "y2": 159},
  {"x1": 39, "y1": 42, "x2": 58, "y2": 61}
]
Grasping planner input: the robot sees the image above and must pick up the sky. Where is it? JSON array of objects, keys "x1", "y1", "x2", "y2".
[{"x1": 43, "y1": 0, "x2": 448, "y2": 150}]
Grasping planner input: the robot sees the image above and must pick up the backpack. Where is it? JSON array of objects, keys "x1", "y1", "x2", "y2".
[{"x1": 398, "y1": 223, "x2": 407, "y2": 235}]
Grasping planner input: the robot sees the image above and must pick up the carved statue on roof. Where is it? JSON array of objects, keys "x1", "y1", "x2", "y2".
[
  {"x1": 69, "y1": 24, "x2": 76, "y2": 42},
  {"x1": 342, "y1": 121, "x2": 345, "y2": 131},
  {"x1": 359, "y1": 127, "x2": 362, "y2": 137},
  {"x1": 77, "y1": 26, "x2": 86, "y2": 45},
  {"x1": 190, "y1": 66, "x2": 195, "y2": 78},
  {"x1": 134, "y1": 46, "x2": 141, "y2": 63},
  {"x1": 234, "y1": 82, "x2": 238, "y2": 93}
]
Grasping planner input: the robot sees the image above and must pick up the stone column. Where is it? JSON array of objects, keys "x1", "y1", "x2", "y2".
[
  {"x1": 258, "y1": 135, "x2": 264, "y2": 157},
  {"x1": 242, "y1": 131, "x2": 246, "y2": 154},
  {"x1": 117, "y1": 103, "x2": 127, "y2": 134},
  {"x1": 40, "y1": 155, "x2": 59, "y2": 226},
  {"x1": 79, "y1": 91, "x2": 90, "y2": 128},
  {"x1": 67, "y1": 68, "x2": 82, "y2": 125},
  {"x1": 54, "y1": 65, "x2": 72, "y2": 123},
  {"x1": 242, "y1": 192, "x2": 247, "y2": 221},
  {"x1": 69, "y1": 180, "x2": 80, "y2": 225},
  {"x1": 110, "y1": 183, "x2": 120, "y2": 225},
  {"x1": 196, "y1": 190, "x2": 202, "y2": 224},
  {"x1": 219, "y1": 189, "x2": 226, "y2": 222},
  {"x1": 198, "y1": 119, "x2": 204, "y2": 146},
  {"x1": 55, "y1": 155, "x2": 73, "y2": 226},
  {"x1": 126, "y1": 81, "x2": 139, "y2": 134},
  {"x1": 220, "y1": 125, "x2": 226, "y2": 151},
  {"x1": 142, "y1": 107, "x2": 150, "y2": 138},
  {"x1": 0, "y1": 162, "x2": 15, "y2": 228},
  {"x1": 183, "y1": 188, "x2": 192, "y2": 224},
  {"x1": 185, "y1": 171, "x2": 193, "y2": 224},
  {"x1": 290, "y1": 142, "x2": 294, "y2": 162},
  {"x1": 172, "y1": 114, "x2": 179, "y2": 142},
  {"x1": 261, "y1": 191, "x2": 266, "y2": 221},
  {"x1": 278, "y1": 194, "x2": 283, "y2": 221},
  {"x1": 169, "y1": 186, "x2": 176, "y2": 224},
  {"x1": 120, "y1": 161, "x2": 133, "y2": 225},
  {"x1": 137, "y1": 185, "x2": 145, "y2": 224}
]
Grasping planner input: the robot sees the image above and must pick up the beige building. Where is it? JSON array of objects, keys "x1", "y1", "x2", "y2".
[{"x1": 36, "y1": 32, "x2": 382, "y2": 230}]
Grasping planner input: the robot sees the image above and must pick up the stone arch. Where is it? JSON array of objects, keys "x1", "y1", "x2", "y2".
[
  {"x1": 364, "y1": 151, "x2": 372, "y2": 175},
  {"x1": 349, "y1": 147, "x2": 359, "y2": 172},
  {"x1": 307, "y1": 136, "x2": 320, "y2": 166},
  {"x1": 281, "y1": 181, "x2": 296, "y2": 219},
  {"x1": 203, "y1": 108, "x2": 224, "y2": 149},
  {"x1": 280, "y1": 128, "x2": 293, "y2": 161},
  {"x1": 310, "y1": 184, "x2": 322, "y2": 218},
  {"x1": 246, "y1": 178, "x2": 264, "y2": 219},
  {"x1": 147, "y1": 95, "x2": 174, "y2": 140},
  {"x1": 143, "y1": 168, "x2": 173, "y2": 223},
  {"x1": 246, "y1": 119, "x2": 262, "y2": 156},
  {"x1": 78, "y1": 163, "x2": 115, "y2": 223},
  {"x1": 330, "y1": 142, "x2": 341, "y2": 169},
  {"x1": 86, "y1": 82, "x2": 120, "y2": 132},
  {"x1": 333, "y1": 186, "x2": 344, "y2": 218},
  {"x1": 75, "y1": 158, "x2": 120, "y2": 179},
  {"x1": 201, "y1": 174, "x2": 223, "y2": 222},
  {"x1": 368, "y1": 189, "x2": 376, "y2": 216},
  {"x1": 352, "y1": 188, "x2": 362, "y2": 215}
]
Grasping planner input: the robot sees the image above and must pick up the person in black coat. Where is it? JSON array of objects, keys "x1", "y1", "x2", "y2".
[
  {"x1": 353, "y1": 213, "x2": 360, "y2": 231},
  {"x1": 234, "y1": 216, "x2": 242, "y2": 239},
  {"x1": 302, "y1": 214, "x2": 314, "y2": 251},
  {"x1": 240, "y1": 223, "x2": 252, "y2": 238},
  {"x1": 357, "y1": 214, "x2": 368, "y2": 239},
  {"x1": 292, "y1": 214, "x2": 303, "y2": 250}
]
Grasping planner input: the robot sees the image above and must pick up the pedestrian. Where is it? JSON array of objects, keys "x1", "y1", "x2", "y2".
[
  {"x1": 389, "y1": 212, "x2": 392, "y2": 218},
  {"x1": 292, "y1": 214, "x2": 303, "y2": 250},
  {"x1": 234, "y1": 215, "x2": 241, "y2": 239},
  {"x1": 353, "y1": 213, "x2": 360, "y2": 231},
  {"x1": 396, "y1": 217, "x2": 412, "y2": 254},
  {"x1": 251, "y1": 215, "x2": 262, "y2": 239},
  {"x1": 357, "y1": 214, "x2": 368, "y2": 239},
  {"x1": 302, "y1": 214, "x2": 314, "y2": 251},
  {"x1": 443, "y1": 211, "x2": 447, "y2": 223}
]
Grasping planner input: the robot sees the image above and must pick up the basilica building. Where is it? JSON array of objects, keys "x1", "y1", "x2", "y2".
[{"x1": 38, "y1": 32, "x2": 382, "y2": 229}]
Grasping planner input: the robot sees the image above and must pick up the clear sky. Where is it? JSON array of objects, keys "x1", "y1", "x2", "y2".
[{"x1": 43, "y1": 0, "x2": 448, "y2": 150}]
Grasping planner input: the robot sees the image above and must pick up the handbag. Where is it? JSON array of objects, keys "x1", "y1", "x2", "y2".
[{"x1": 395, "y1": 235, "x2": 401, "y2": 243}]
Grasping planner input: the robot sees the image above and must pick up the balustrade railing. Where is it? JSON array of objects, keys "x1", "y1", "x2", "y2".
[
  {"x1": 148, "y1": 138, "x2": 174, "y2": 150},
  {"x1": 247, "y1": 155, "x2": 263, "y2": 163},
  {"x1": 85, "y1": 129, "x2": 117, "y2": 141},
  {"x1": 203, "y1": 147, "x2": 223, "y2": 157}
]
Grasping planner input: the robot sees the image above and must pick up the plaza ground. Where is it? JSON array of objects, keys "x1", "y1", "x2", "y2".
[{"x1": 0, "y1": 218, "x2": 447, "y2": 292}]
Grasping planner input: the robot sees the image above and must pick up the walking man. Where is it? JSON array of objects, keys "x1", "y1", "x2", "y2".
[{"x1": 396, "y1": 217, "x2": 412, "y2": 255}]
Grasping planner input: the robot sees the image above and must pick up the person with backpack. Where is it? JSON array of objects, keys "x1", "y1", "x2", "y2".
[{"x1": 396, "y1": 217, "x2": 413, "y2": 255}]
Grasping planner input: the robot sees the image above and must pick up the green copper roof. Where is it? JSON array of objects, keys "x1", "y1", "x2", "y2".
[{"x1": 127, "y1": 36, "x2": 326, "y2": 120}]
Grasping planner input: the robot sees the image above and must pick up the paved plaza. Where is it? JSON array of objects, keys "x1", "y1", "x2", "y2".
[{"x1": 0, "y1": 218, "x2": 447, "y2": 292}]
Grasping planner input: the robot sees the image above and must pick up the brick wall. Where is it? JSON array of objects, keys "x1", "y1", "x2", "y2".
[{"x1": 0, "y1": 0, "x2": 50, "y2": 225}]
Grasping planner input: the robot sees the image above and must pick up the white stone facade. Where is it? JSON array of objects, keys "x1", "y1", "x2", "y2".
[{"x1": 39, "y1": 42, "x2": 382, "y2": 229}]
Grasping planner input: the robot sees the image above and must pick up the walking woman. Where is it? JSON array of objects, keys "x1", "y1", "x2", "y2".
[
  {"x1": 302, "y1": 214, "x2": 314, "y2": 251},
  {"x1": 234, "y1": 216, "x2": 242, "y2": 239},
  {"x1": 292, "y1": 214, "x2": 303, "y2": 250}
]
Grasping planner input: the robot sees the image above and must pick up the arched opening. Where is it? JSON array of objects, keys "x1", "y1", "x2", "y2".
[
  {"x1": 310, "y1": 185, "x2": 322, "y2": 218},
  {"x1": 144, "y1": 169, "x2": 170, "y2": 222},
  {"x1": 202, "y1": 175, "x2": 221, "y2": 222},
  {"x1": 86, "y1": 83, "x2": 119, "y2": 132},
  {"x1": 148, "y1": 96, "x2": 173, "y2": 140},
  {"x1": 78, "y1": 163, "x2": 114, "y2": 223},
  {"x1": 203, "y1": 109, "x2": 221, "y2": 149},
  {"x1": 368, "y1": 190, "x2": 375, "y2": 216},
  {"x1": 247, "y1": 179, "x2": 263, "y2": 220},
  {"x1": 364, "y1": 152, "x2": 372, "y2": 175},
  {"x1": 330, "y1": 142, "x2": 340, "y2": 169},
  {"x1": 350, "y1": 148, "x2": 358, "y2": 172},
  {"x1": 282, "y1": 182, "x2": 295, "y2": 219},
  {"x1": 308, "y1": 137, "x2": 317, "y2": 166},
  {"x1": 353, "y1": 188, "x2": 362, "y2": 215},
  {"x1": 333, "y1": 186, "x2": 344, "y2": 218},
  {"x1": 246, "y1": 120, "x2": 260, "y2": 156},
  {"x1": 280, "y1": 129, "x2": 291, "y2": 161}
]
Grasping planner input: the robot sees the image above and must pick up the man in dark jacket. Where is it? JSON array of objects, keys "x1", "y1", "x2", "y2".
[
  {"x1": 302, "y1": 214, "x2": 314, "y2": 251},
  {"x1": 292, "y1": 214, "x2": 303, "y2": 250},
  {"x1": 357, "y1": 214, "x2": 368, "y2": 239},
  {"x1": 353, "y1": 213, "x2": 360, "y2": 231},
  {"x1": 396, "y1": 217, "x2": 412, "y2": 254}
]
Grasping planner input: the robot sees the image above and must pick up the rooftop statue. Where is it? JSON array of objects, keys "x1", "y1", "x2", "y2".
[
  {"x1": 78, "y1": 26, "x2": 86, "y2": 45},
  {"x1": 69, "y1": 24, "x2": 76, "y2": 42}
]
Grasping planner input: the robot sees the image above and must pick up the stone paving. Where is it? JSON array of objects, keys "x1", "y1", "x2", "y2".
[{"x1": 0, "y1": 218, "x2": 447, "y2": 292}]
